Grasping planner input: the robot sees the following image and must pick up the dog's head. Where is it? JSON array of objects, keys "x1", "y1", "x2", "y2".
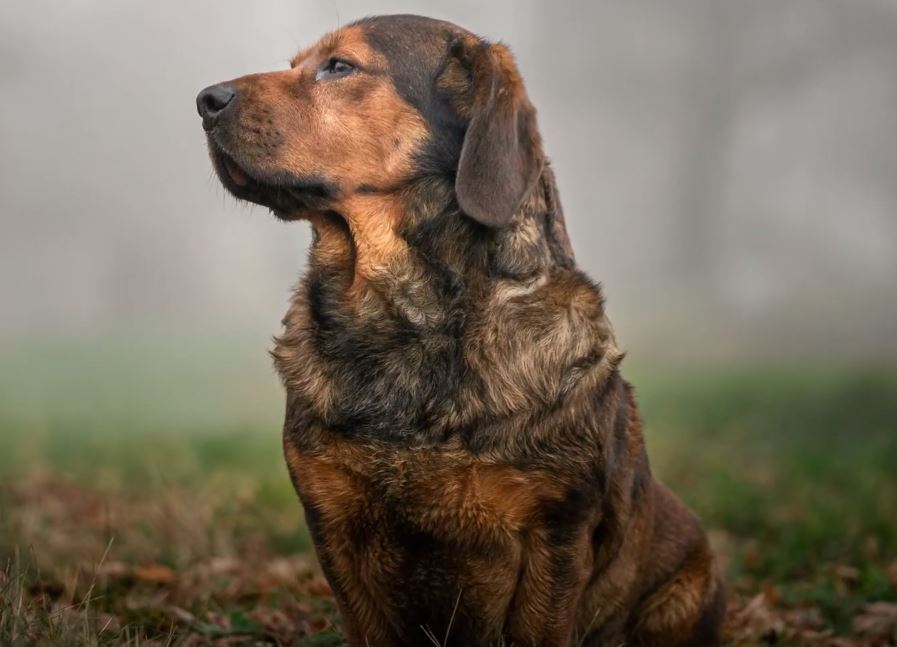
[
  {"x1": 197, "y1": 14, "x2": 570, "y2": 271},
  {"x1": 197, "y1": 16, "x2": 543, "y2": 219}
]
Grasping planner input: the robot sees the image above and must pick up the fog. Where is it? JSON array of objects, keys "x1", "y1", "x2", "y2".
[{"x1": 2, "y1": 0, "x2": 896, "y2": 362}]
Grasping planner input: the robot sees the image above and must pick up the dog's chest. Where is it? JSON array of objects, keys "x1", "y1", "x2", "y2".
[
  {"x1": 284, "y1": 438, "x2": 570, "y2": 638},
  {"x1": 285, "y1": 439, "x2": 562, "y2": 543}
]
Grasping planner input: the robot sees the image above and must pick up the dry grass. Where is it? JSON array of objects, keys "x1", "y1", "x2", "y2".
[{"x1": 0, "y1": 473, "x2": 340, "y2": 645}]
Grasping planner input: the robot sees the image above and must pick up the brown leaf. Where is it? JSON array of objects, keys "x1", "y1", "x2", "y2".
[
  {"x1": 888, "y1": 561, "x2": 897, "y2": 589},
  {"x1": 832, "y1": 564, "x2": 860, "y2": 583},
  {"x1": 853, "y1": 602, "x2": 897, "y2": 639},
  {"x1": 307, "y1": 577, "x2": 333, "y2": 598},
  {"x1": 205, "y1": 556, "x2": 241, "y2": 575},
  {"x1": 302, "y1": 616, "x2": 332, "y2": 634},
  {"x1": 167, "y1": 606, "x2": 196, "y2": 624},
  {"x1": 728, "y1": 592, "x2": 786, "y2": 641},
  {"x1": 762, "y1": 582, "x2": 781, "y2": 606},
  {"x1": 250, "y1": 607, "x2": 296, "y2": 642},
  {"x1": 132, "y1": 564, "x2": 176, "y2": 584},
  {"x1": 826, "y1": 639, "x2": 857, "y2": 647},
  {"x1": 831, "y1": 564, "x2": 861, "y2": 597},
  {"x1": 96, "y1": 560, "x2": 130, "y2": 579}
]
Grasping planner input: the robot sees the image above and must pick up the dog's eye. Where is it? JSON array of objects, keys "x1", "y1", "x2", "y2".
[{"x1": 316, "y1": 58, "x2": 356, "y2": 81}]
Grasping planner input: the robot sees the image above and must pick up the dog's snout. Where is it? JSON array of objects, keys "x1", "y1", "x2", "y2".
[{"x1": 196, "y1": 84, "x2": 236, "y2": 130}]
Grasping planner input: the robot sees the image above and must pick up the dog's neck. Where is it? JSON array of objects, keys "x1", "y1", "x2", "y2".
[
  {"x1": 304, "y1": 165, "x2": 574, "y2": 293},
  {"x1": 274, "y1": 167, "x2": 619, "y2": 449}
]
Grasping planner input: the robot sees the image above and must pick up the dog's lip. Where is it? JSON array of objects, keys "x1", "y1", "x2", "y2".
[
  {"x1": 207, "y1": 140, "x2": 263, "y2": 194},
  {"x1": 223, "y1": 155, "x2": 251, "y2": 187},
  {"x1": 206, "y1": 140, "x2": 335, "y2": 216}
]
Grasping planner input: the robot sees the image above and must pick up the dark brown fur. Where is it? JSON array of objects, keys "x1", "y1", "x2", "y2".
[{"x1": 198, "y1": 14, "x2": 724, "y2": 646}]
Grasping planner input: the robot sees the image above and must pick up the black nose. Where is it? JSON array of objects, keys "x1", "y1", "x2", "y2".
[{"x1": 196, "y1": 84, "x2": 236, "y2": 130}]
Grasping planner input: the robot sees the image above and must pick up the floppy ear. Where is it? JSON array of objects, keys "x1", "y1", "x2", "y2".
[{"x1": 453, "y1": 41, "x2": 544, "y2": 227}]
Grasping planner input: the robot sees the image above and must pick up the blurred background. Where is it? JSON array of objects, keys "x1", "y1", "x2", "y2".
[{"x1": 1, "y1": 1, "x2": 895, "y2": 644}]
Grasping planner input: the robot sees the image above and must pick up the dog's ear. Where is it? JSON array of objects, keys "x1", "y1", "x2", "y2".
[{"x1": 448, "y1": 39, "x2": 544, "y2": 228}]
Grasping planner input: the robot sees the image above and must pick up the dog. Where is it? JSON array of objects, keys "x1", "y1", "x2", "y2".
[{"x1": 197, "y1": 14, "x2": 725, "y2": 646}]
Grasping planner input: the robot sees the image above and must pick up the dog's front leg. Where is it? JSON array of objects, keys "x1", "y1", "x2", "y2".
[{"x1": 503, "y1": 526, "x2": 592, "y2": 647}]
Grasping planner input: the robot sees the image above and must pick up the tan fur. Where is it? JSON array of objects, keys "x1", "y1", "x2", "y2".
[{"x1": 334, "y1": 193, "x2": 411, "y2": 286}]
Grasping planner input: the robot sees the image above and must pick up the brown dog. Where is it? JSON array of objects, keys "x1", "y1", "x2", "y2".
[{"x1": 197, "y1": 14, "x2": 724, "y2": 646}]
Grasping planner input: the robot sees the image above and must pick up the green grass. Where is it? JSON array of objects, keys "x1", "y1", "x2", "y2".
[
  {"x1": 1, "y1": 340, "x2": 895, "y2": 644},
  {"x1": 636, "y1": 366, "x2": 897, "y2": 636}
]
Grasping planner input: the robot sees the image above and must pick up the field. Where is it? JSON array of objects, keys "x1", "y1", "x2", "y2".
[{"x1": 1, "y1": 338, "x2": 896, "y2": 645}]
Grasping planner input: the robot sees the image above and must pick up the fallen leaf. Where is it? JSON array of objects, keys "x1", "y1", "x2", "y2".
[
  {"x1": 307, "y1": 576, "x2": 333, "y2": 597},
  {"x1": 206, "y1": 556, "x2": 241, "y2": 575},
  {"x1": 853, "y1": 602, "x2": 897, "y2": 639},
  {"x1": 168, "y1": 606, "x2": 196, "y2": 624},
  {"x1": 97, "y1": 560, "x2": 129, "y2": 579},
  {"x1": 132, "y1": 564, "x2": 176, "y2": 584},
  {"x1": 727, "y1": 592, "x2": 786, "y2": 641},
  {"x1": 832, "y1": 564, "x2": 860, "y2": 583},
  {"x1": 250, "y1": 607, "x2": 296, "y2": 641}
]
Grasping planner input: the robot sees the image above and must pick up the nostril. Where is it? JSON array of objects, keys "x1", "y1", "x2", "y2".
[{"x1": 196, "y1": 84, "x2": 236, "y2": 119}]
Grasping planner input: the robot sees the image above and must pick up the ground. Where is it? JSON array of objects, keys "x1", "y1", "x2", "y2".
[{"x1": 0, "y1": 339, "x2": 895, "y2": 645}]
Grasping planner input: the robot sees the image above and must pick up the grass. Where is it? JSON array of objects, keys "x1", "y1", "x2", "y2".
[
  {"x1": 638, "y1": 366, "x2": 897, "y2": 643},
  {"x1": 0, "y1": 340, "x2": 895, "y2": 645}
]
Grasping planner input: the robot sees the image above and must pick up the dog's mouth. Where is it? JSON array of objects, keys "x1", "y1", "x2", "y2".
[
  {"x1": 222, "y1": 155, "x2": 252, "y2": 188},
  {"x1": 207, "y1": 141, "x2": 335, "y2": 218}
]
